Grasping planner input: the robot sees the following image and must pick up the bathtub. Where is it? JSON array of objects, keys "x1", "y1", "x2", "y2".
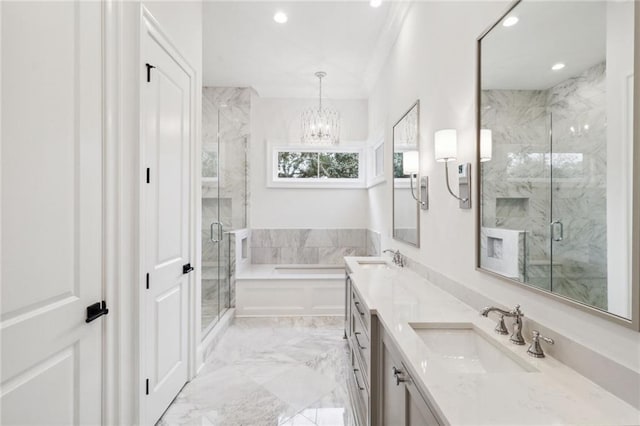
[{"x1": 235, "y1": 264, "x2": 345, "y2": 317}]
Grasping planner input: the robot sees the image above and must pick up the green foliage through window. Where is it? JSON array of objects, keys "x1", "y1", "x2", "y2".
[
  {"x1": 278, "y1": 151, "x2": 359, "y2": 179},
  {"x1": 393, "y1": 152, "x2": 410, "y2": 178}
]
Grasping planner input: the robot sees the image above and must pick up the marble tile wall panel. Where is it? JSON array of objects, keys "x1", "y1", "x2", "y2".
[
  {"x1": 365, "y1": 230, "x2": 381, "y2": 256},
  {"x1": 250, "y1": 229, "x2": 370, "y2": 265},
  {"x1": 481, "y1": 62, "x2": 607, "y2": 310}
]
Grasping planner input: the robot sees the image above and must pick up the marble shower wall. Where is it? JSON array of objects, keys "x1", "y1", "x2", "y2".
[
  {"x1": 250, "y1": 229, "x2": 381, "y2": 265},
  {"x1": 481, "y1": 62, "x2": 607, "y2": 309},
  {"x1": 202, "y1": 87, "x2": 251, "y2": 330}
]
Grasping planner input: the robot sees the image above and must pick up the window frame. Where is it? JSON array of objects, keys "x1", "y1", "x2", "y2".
[
  {"x1": 267, "y1": 143, "x2": 366, "y2": 189},
  {"x1": 367, "y1": 138, "x2": 386, "y2": 188}
]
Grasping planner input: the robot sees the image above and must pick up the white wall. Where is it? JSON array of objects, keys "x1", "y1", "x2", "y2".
[
  {"x1": 250, "y1": 96, "x2": 370, "y2": 228},
  {"x1": 367, "y1": 2, "x2": 640, "y2": 375},
  {"x1": 606, "y1": 1, "x2": 635, "y2": 318},
  {"x1": 113, "y1": 1, "x2": 202, "y2": 424}
]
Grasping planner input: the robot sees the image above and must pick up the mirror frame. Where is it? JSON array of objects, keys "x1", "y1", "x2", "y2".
[
  {"x1": 392, "y1": 100, "x2": 421, "y2": 248},
  {"x1": 475, "y1": 0, "x2": 640, "y2": 330}
]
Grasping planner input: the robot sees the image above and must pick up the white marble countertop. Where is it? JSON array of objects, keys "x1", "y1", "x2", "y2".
[{"x1": 345, "y1": 256, "x2": 640, "y2": 426}]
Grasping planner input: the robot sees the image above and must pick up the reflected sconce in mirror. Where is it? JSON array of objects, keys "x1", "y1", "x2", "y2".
[
  {"x1": 480, "y1": 129, "x2": 492, "y2": 162},
  {"x1": 434, "y1": 129, "x2": 471, "y2": 209},
  {"x1": 403, "y1": 150, "x2": 428, "y2": 210}
]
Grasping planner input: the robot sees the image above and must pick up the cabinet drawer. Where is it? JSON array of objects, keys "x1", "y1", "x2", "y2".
[
  {"x1": 351, "y1": 288, "x2": 370, "y2": 334},
  {"x1": 351, "y1": 309, "x2": 370, "y2": 375},
  {"x1": 349, "y1": 345, "x2": 369, "y2": 425}
]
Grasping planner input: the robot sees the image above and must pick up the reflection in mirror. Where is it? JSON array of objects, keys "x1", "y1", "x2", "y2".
[
  {"x1": 478, "y1": 1, "x2": 635, "y2": 320},
  {"x1": 393, "y1": 101, "x2": 420, "y2": 247}
]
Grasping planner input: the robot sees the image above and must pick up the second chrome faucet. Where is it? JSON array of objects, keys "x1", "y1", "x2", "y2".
[
  {"x1": 383, "y1": 249, "x2": 405, "y2": 267},
  {"x1": 480, "y1": 304, "x2": 525, "y2": 345}
]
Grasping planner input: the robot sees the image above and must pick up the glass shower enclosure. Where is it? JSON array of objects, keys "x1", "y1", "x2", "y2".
[{"x1": 201, "y1": 88, "x2": 249, "y2": 336}]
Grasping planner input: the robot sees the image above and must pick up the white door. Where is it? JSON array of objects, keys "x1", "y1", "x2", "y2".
[
  {"x1": 141, "y1": 24, "x2": 192, "y2": 425},
  {"x1": 1, "y1": 2, "x2": 103, "y2": 425}
]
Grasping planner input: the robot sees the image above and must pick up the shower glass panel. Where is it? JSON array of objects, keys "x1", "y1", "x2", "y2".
[
  {"x1": 549, "y1": 63, "x2": 608, "y2": 310},
  {"x1": 201, "y1": 88, "x2": 249, "y2": 336}
]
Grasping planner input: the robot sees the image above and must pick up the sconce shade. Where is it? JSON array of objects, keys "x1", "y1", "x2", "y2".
[
  {"x1": 480, "y1": 129, "x2": 492, "y2": 162},
  {"x1": 403, "y1": 150, "x2": 419, "y2": 175},
  {"x1": 434, "y1": 129, "x2": 457, "y2": 162}
]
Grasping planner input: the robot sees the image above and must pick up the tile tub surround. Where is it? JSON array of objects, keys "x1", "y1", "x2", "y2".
[
  {"x1": 345, "y1": 257, "x2": 640, "y2": 424},
  {"x1": 159, "y1": 317, "x2": 356, "y2": 426},
  {"x1": 250, "y1": 229, "x2": 381, "y2": 265},
  {"x1": 235, "y1": 265, "x2": 345, "y2": 317}
]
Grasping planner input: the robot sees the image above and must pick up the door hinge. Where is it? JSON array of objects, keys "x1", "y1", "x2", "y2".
[
  {"x1": 146, "y1": 273, "x2": 149, "y2": 290},
  {"x1": 145, "y1": 378, "x2": 149, "y2": 395},
  {"x1": 145, "y1": 63, "x2": 155, "y2": 82},
  {"x1": 146, "y1": 168, "x2": 150, "y2": 184}
]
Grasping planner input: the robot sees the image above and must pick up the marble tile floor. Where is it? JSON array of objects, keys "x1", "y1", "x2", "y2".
[{"x1": 158, "y1": 316, "x2": 356, "y2": 426}]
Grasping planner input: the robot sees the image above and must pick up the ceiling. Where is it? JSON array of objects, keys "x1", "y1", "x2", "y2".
[
  {"x1": 203, "y1": 2, "x2": 409, "y2": 98},
  {"x1": 481, "y1": 2, "x2": 607, "y2": 90}
]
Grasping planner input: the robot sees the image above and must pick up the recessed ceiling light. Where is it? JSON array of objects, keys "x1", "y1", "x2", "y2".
[
  {"x1": 370, "y1": 0, "x2": 382, "y2": 7},
  {"x1": 502, "y1": 16, "x2": 519, "y2": 27},
  {"x1": 551, "y1": 63, "x2": 566, "y2": 71},
  {"x1": 273, "y1": 11, "x2": 288, "y2": 24}
]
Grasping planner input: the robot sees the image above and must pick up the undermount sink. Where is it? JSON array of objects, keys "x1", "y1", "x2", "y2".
[
  {"x1": 410, "y1": 323, "x2": 537, "y2": 374},
  {"x1": 357, "y1": 261, "x2": 391, "y2": 270}
]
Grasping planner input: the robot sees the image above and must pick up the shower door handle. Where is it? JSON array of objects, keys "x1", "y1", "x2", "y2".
[
  {"x1": 210, "y1": 221, "x2": 223, "y2": 243},
  {"x1": 551, "y1": 220, "x2": 564, "y2": 242}
]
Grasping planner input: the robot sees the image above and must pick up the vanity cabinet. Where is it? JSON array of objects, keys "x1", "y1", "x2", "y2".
[
  {"x1": 345, "y1": 271, "x2": 442, "y2": 426},
  {"x1": 379, "y1": 327, "x2": 443, "y2": 426},
  {"x1": 345, "y1": 272, "x2": 379, "y2": 426}
]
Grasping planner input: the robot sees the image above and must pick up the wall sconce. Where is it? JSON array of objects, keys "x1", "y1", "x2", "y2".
[
  {"x1": 434, "y1": 129, "x2": 471, "y2": 209},
  {"x1": 402, "y1": 150, "x2": 428, "y2": 210},
  {"x1": 480, "y1": 129, "x2": 492, "y2": 162}
]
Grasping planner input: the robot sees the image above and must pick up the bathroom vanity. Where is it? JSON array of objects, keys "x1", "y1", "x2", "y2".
[{"x1": 344, "y1": 257, "x2": 640, "y2": 426}]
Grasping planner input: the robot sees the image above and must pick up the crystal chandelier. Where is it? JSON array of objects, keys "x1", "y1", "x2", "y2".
[{"x1": 301, "y1": 71, "x2": 340, "y2": 145}]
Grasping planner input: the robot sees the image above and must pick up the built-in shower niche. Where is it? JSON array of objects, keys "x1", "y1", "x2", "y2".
[{"x1": 495, "y1": 197, "x2": 529, "y2": 219}]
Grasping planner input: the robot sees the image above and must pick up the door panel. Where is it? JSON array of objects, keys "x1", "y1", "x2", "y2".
[
  {"x1": 142, "y1": 25, "x2": 191, "y2": 425},
  {"x1": 1, "y1": 2, "x2": 103, "y2": 425},
  {"x1": 156, "y1": 286, "x2": 183, "y2": 382},
  {"x1": 382, "y1": 341, "x2": 406, "y2": 425}
]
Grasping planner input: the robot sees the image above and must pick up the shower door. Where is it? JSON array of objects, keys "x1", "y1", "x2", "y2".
[
  {"x1": 202, "y1": 105, "x2": 231, "y2": 335},
  {"x1": 201, "y1": 88, "x2": 249, "y2": 336},
  {"x1": 549, "y1": 68, "x2": 608, "y2": 311}
]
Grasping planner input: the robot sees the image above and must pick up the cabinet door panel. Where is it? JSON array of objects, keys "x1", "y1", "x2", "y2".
[
  {"x1": 406, "y1": 378, "x2": 441, "y2": 426},
  {"x1": 382, "y1": 341, "x2": 406, "y2": 425}
]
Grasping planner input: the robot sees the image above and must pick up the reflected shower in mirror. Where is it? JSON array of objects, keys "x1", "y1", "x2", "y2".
[
  {"x1": 393, "y1": 101, "x2": 420, "y2": 247},
  {"x1": 478, "y1": 1, "x2": 635, "y2": 321}
]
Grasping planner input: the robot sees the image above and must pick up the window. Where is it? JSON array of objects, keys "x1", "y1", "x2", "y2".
[{"x1": 269, "y1": 145, "x2": 365, "y2": 188}]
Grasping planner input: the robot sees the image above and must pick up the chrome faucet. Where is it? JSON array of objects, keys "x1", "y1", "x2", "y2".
[
  {"x1": 480, "y1": 304, "x2": 525, "y2": 345},
  {"x1": 527, "y1": 330, "x2": 554, "y2": 358},
  {"x1": 383, "y1": 249, "x2": 404, "y2": 267}
]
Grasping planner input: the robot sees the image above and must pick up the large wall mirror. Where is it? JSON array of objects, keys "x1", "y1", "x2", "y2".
[
  {"x1": 477, "y1": 1, "x2": 638, "y2": 327},
  {"x1": 393, "y1": 101, "x2": 420, "y2": 247}
]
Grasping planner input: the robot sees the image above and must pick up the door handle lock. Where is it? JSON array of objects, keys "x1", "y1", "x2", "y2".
[
  {"x1": 183, "y1": 263, "x2": 194, "y2": 274},
  {"x1": 86, "y1": 301, "x2": 108, "y2": 323}
]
